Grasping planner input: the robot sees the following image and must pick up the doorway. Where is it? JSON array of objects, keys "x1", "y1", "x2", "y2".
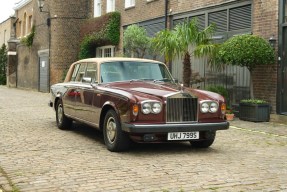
[
  {"x1": 38, "y1": 49, "x2": 49, "y2": 93},
  {"x1": 282, "y1": 27, "x2": 287, "y2": 113}
]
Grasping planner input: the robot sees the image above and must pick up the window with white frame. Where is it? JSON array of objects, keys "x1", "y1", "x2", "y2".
[
  {"x1": 94, "y1": 0, "x2": 102, "y2": 17},
  {"x1": 107, "y1": 0, "x2": 115, "y2": 13},
  {"x1": 125, "y1": 0, "x2": 135, "y2": 8},
  {"x1": 96, "y1": 46, "x2": 115, "y2": 58}
]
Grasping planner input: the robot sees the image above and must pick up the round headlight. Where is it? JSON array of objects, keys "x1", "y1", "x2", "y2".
[
  {"x1": 142, "y1": 102, "x2": 152, "y2": 114},
  {"x1": 210, "y1": 102, "x2": 219, "y2": 113},
  {"x1": 201, "y1": 102, "x2": 209, "y2": 113},
  {"x1": 152, "y1": 103, "x2": 162, "y2": 114}
]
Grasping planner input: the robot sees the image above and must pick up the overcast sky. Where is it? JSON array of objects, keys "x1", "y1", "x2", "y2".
[{"x1": 0, "y1": 0, "x2": 19, "y2": 23}]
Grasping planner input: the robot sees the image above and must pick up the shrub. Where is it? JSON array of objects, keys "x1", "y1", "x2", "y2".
[
  {"x1": 217, "y1": 34, "x2": 275, "y2": 71},
  {"x1": 21, "y1": 26, "x2": 35, "y2": 48},
  {"x1": 240, "y1": 99, "x2": 268, "y2": 104},
  {"x1": 0, "y1": 44, "x2": 7, "y2": 85},
  {"x1": 123, "y1": 24, "x2": 151, "y2": 58},
  {"x1": 206, "y1": 85, "x2": 228, "y2": 100}
]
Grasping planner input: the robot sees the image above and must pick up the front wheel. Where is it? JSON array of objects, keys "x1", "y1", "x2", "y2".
[
  {"x1": 56, "y1": 100, "x2": 72, "y2": 130},
  {"x1": 190, "y1": 131, "x2": 216, "y2": 148},
  {"x1": 190, "y1": 138, "x2": 215, "y2": 148},
  {"x1": 103, "y1": 110, "x2": 130, "y2": 152}
]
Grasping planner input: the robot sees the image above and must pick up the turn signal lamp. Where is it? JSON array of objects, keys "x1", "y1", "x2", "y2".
[
  {"x1": 133, "y1": 104, "x2": 139, "y2": 116},
  {"x1": 221, "y1": 103, "x2": 226, "y2": 115}
]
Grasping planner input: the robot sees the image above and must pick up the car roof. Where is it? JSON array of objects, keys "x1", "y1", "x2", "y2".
[{"x1": 74, "y1": 57, "x2": 164, "y2": 65}]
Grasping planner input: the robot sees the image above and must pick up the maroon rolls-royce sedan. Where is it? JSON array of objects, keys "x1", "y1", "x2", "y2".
[{"x1": 49, "y1": 58, "x2": 229, "y2": 152}]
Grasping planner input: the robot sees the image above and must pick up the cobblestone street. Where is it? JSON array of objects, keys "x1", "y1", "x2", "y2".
[{"x1": 0, "y1": 86, "x2": 287, "y2": 192}]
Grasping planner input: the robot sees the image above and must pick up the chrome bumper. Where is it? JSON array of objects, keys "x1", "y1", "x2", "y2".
[{"x1": 122, "y1": 122, "x2": 229, "y2": 133}]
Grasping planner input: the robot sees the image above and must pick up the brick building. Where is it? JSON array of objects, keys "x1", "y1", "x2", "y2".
[
  {"x1": 0, "y1": 17, "x2": 15, "y2": 46},
  {"x1": 6, "y1": 0, "x2": 287, "y2": 115}
]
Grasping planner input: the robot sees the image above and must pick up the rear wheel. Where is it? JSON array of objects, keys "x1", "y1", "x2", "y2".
[
  {"x1": 103, "y1": 110, "x2": 130, "y2": 152},
  {"x1": 56, "y1": 100, "x2": 72, "y2": 130}
]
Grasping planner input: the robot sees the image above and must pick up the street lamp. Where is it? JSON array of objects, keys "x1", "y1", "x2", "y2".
[
  {"x1": 269, "y1": 35, "x2": 276, "y2": 49},
  {"x1": 37, "y1": 0, "x2": 45, "y2": 12}
]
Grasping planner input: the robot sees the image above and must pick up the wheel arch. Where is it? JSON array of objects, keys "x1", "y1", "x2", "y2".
[
  {"x1": 99, "y1": 103, "x2": 119, "y2": 131},
  {"x1": 54, "y1": 97, "x2": 60, "y2": 110}
]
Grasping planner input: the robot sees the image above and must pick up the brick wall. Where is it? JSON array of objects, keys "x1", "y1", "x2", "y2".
[
  {"x1": 0, "y1": 18, "x2": 15, "y2": 46},
  {"x1": 15, "y1": 0, "x2": 38, "y2": 90},
  {"x1": 16, "y1": 45, "x2": 39, "y2": 89},
  {"x1": 47, "y1": 0, "x2": 90, "y2": 85},
  {"x1": 170, "y1": 0, "x2": 233, "y2": 14},
  {"x1": 15, "y1": 2, "x2": 34, "y2": 38},
  {"x1": 252, "y1": 0, "x2": 278, "y2": 111},
  {"x1": 99, "y1": 0, "x2": 165, "y2": 55}
]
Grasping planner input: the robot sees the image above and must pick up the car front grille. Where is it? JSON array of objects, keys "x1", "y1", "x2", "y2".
[{"x1": 166, "y1": 94, "x2": 198, "y2": 122}]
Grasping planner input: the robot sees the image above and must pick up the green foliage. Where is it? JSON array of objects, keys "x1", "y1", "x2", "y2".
[
  {"x1": 0, "y1": 44, "x2": 7, "y2": 85},
  {"x1": 152, "y1": 29, "x2": 175, "y2": 61},
  {"x1": 206, "y1": 85, "x2": 228, "y2": 99},
  {"x1": 79, "y1": 12, "x2": 120, "y2": 59},
  {"x1": 20, "y1": 26, "x2": 35, "y2": 48},
  {"x1": 123, "y1": 24, "x2": 151, "y2": 58},
  {"x1": 105, "y1": 12, "x2": 121, "y2": 45},
  {"x1": 217, "y1": 34, "x2": 275, "y2": 71},
  {"x1": 152, "y1": 18, "x2": 216, "y2": 87},
  {"x1": 240, "y1": 99, "x2": 268, "y2": 104}
]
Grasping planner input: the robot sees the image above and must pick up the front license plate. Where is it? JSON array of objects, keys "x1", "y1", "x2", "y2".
[{"x1": 167, "y1": 132, "x2": 199, "y2": 140}]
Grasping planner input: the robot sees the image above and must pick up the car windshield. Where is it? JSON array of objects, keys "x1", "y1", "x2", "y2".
[{"x1": 100, "y1": 61, "x2": 174, "y2": 83}]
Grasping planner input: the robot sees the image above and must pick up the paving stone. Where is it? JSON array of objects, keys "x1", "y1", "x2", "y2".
[{"x1": 0, "y1": 86, "x2": 287, "y2": 192}]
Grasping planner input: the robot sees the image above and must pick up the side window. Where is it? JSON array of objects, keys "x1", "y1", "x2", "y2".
[
  {"x1": 71, "y1": 64, "x2": 81, "y2": 81},
  {"x1": 125, "y1": 0, "x2": 135, "y2": 8},
  {"x1": 107, "y1": 0, "x2": 115, "y2": 13},
  {"x1": 96, "y1": 46, "x2": 115, "y2": 58},
  {"x1": 86, "y1": 63, "x2": 98, "y2": 83},
  {"x1": 75, "y1": 63, "x2": 87, "y2": 82},
  {"x1": 94, "y1": 0, "x2": 102, "y2": 17}
]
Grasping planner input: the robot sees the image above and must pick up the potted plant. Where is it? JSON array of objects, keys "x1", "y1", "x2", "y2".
[
  {"x1": 239, "y1": 99, "x2": 270, "y2": 122},
  {"x1": 225, "y1": 109, "x2": 235, "y2": 121}
]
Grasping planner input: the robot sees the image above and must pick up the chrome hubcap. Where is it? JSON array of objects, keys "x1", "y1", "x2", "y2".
[
  {"x1": 106, "y1": 117, "x2": 116, "y2": 143},
  {"x1": 57, "y1": 104, "x2": 63, "y2": 124}
]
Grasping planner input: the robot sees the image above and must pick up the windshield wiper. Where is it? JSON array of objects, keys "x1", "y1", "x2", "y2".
[
  {"x1": 130, "y1": 78, "x2": 154, "y2": 82},
  {"x1": 153, "y1": 78, "x2": 172, "y2": 83}
]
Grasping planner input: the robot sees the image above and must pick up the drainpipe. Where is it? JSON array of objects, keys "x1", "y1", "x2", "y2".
[{"x1": 165, "y1": 0, "x2": 168, "y2": 29}]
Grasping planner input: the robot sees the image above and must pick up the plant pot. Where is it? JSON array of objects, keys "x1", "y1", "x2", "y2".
[
  {"x1": 225, "y1": 114, "x2": 235, "y2": 121},
  {"x1": 239, "y1": 102, "x2": 270, "y2": 122}
]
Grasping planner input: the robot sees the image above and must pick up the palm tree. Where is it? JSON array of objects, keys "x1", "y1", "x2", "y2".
[{"x1": 152, "y1": 19, "x2": 216, "y2": 87}]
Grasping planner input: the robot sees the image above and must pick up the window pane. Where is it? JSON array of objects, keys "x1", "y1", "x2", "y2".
[
  {"x1": 125, "y1": 0, "x2": 135, "y2": 8},
  {"x1": 104, "y1": 48, "x2": 112, "y2": 57},
  {"x1": 94, "y1": 0, "x2": 101, "y2": 17},
  {"x1": 86, "y1": 63, "x2": 98, "y2": 82},
  {"x1": 100, "y1": 61, "x2": 173, "y2": 83},
  {"x1": 75, "y1": 63, "x2": 87, "y2": 82},
  {"x1": 107, "y1": 0, "x2": 115, "y2": 13},
  {"x1": 71, "y1": 64, "x2": 80, "y2": 81}
]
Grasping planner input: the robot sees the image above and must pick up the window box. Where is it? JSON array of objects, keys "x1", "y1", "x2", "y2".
[{"x1": 239, "y1": 101, "x2": 270, "y2": 122}]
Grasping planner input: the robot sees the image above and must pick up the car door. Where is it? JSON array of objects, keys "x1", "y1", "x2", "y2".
[
  {"x1": 76, "y1": 62, "x2": 100, "y2": 124},
  {"x1": 62, "y1": 63, "x2": 81, "y2": 117}
]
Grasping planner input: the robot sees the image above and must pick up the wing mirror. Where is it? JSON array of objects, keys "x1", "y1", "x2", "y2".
[{"x1": 82, "y1": 77, "x2": 92, "y2": 83}]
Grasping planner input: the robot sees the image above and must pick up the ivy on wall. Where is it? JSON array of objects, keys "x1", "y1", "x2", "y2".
[
  {"x1": 79, "y1": 12, "x2": 120, "y2": 59},
  {"x1": 21, "y1": 26, "x2": 35, "y2": 48}
]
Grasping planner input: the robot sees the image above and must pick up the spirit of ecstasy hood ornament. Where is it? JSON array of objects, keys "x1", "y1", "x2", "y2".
[{"x1": 180, "y1": 84, "x2": 184, "y2": 93}]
